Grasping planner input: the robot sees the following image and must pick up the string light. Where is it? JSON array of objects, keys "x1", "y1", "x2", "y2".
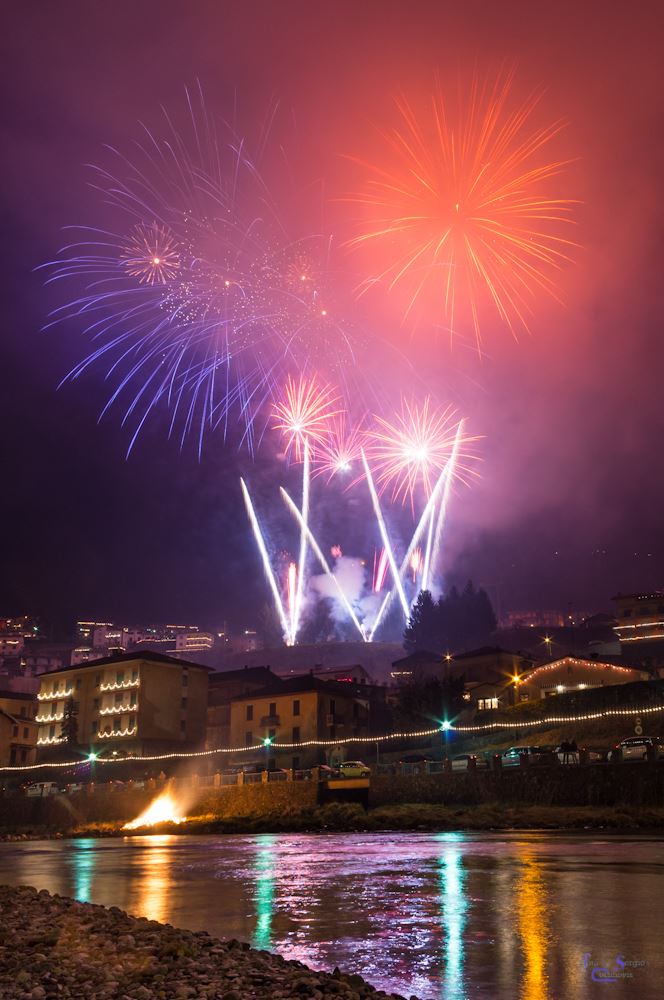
[
  {"x1": 99, "y1": 679, "x2": 140, "y2": 692},
  {"x1": 35, "y1": 712, "x2": 64, "y2": 724},
  {"x1": 96, "y1": 726, "x2": 137, "y2": 739},
  {"x1": 99, "y1": 703, "x2": 138, "y2": 716},
  {"x1": 5, "y1": 702, "x2": 664, "y2": 771},
  {"x1": 37, "y1": 687, "x2": 73, "y2": 702}
]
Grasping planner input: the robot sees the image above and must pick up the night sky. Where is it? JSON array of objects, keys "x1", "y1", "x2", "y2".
[{"x1": 1, "y1": 1, "x2": 663, "y2": 635}]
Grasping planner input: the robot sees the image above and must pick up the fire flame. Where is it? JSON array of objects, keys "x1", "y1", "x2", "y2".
[{"x1": 122, "y1": 792, "x2": 187, "y2": 830}]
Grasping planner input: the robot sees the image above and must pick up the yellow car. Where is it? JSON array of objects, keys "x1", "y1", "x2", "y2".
[{"x1": 338, "y1": 760, "x2": 371, "y2": 778}]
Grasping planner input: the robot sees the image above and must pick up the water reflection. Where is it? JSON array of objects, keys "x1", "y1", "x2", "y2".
[
  {"x1": 70, "y1": 838, "x2": 97, "y2": 902},
  {"x1": 517, "y1": 854, "x2": 551, "y2": 1000},
  {"x1": 0, "y1": 833, "x2": 661, "y2": 999},
  {"x1": 130, "y1": 834, "x2": 174, "y2": 924},
  {"x1": 436, "y1": 833, "x2": 467, "y2": 1000},
  {"x1": 252, "y1": 834, "x2": 277, "y2": 950}
]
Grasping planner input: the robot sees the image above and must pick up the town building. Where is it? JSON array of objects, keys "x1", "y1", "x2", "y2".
[
  {"x1": 228, "y1": 675, "x2": 372, "y2": 770},
  {"x1": 35, "y1": 651, "x2": 210, "y2": 756},
  {"x1": 612, "y1": 592, "x2": 664, "y2": 647},
  {"x1": 206, "y1": 666, "x2": 279, "y2": 751},
  {"x1": 390, "y1": 651, "x2": 444, "y2": 682},
  {"x1": 448, "y1": 646, "x2": 534, "y2": 684},
  {"x1": 0, "y1": 690, "x2": 39, "y2": 765},
  {"x1": 519, "y1": 656, "x2": 647, "y2": 700}
]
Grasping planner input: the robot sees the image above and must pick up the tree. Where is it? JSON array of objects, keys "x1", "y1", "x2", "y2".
[
  {"x1": 61, "y1": 697, "x2": 79, "y2": 746},
  {"x1": 403, "y1": 590, "x2": 442, "y2": 652},
  {"x1": 257, "y1": 602, "x2": 286, "y2": 649},
  {"x1": 393, "y1": 675, "x2": 467, "y2": 729}
]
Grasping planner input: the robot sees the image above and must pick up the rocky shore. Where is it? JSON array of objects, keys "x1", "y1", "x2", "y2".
[{"x1": 0, "y1": 885, "x2": 419, "y2": 1000}]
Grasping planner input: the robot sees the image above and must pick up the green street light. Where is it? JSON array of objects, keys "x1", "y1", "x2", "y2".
[
  {"x1": 263, "y1": 737, "x2": 272, "y2": 746},
  {"x1": 87, "y1": 751, "x2": 98, "y2": 762},
  {"x1": 440, "y1": 720, "x2": 451, "y2": 731}
]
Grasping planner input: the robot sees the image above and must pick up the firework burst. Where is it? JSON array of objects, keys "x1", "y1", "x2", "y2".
[
  {"x1": 347, "y1": 70, "x2": 578, "y2": 346},
  {"x1": 272, "y1": 374, "x2": 341, "y2": 461},
  {"x1": 312, "y1": 413, "x2": 366, "y2": 481},
  {"x1": 365, "y1": 396, "x2": 478, "y2": 508},
  {"x1": 40, "y1": 86, "x2": 362, "y2": 455}
]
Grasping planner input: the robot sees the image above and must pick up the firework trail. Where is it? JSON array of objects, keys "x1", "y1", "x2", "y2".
[
  {"x1": 347, "y1": 70, "x2": 577, "y2": 346},
  {"x1": 280, "y1": 488, "x2": 367, "y2": 641},
  {"x1": 240, "y1": 478, "x2": 292, "y2": 644},
  {"x1": 423, "y1": 420, "x2": 465, "y2": 592},
  {"x1": 410, "y1": 546, "x2": 423, "y2": 583},
  {"x1": 361, "y1": 449, "x2": 410, "y2": 618},
  {"x1": 313, "y1": 413, "x2": 366, "y2": 482},
  {"x1": 287, "y1": 561, "x2": 298, "y2": 644},
  {"x1": 40, "y1": 86, "x2": 362, "y2": 455},
  {"x1": 293, "y1": 443, "x2": 310, "y2": 641},
  {"x1": 372, "y1": 547, "x2": 389, "y2": 593}
]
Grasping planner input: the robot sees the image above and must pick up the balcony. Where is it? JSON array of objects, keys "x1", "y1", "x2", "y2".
[
  {"x1": 325, "y1": 713, "x2": 346, "y2": 727},
  {"x1": 37, "y1": 687, "x2": 72, "y2": 702},
  {"x1": 96, "y1": 726, "x2": 138, "y2": 740},
  {"x1": 35, "y1": 711, "x2": 64, "y2": 724},
  {"x1": 99, "y1": 702, "x2": 138, "y2": 716},
  {"x1": 260, "y1": 714, "x2": 280, "y2": 727},
  {"x1": 37, "y1": 735, "x2": 64, "y2": 746},
  {"x1": 99, "y1": 678, "x2": 140, "y2": 693}
]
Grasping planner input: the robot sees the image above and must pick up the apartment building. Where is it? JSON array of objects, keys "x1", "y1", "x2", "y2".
[
  {"x1": 0, "y1": 690, "x2": 39, "y2": 765},
  {"x1": 36, "y1": 651, "x2": 210, "y2": 756},
  {"x1": 229, "y1": 675, "x2": 371, "y2": 770}
]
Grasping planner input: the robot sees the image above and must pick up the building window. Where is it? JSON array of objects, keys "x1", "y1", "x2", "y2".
[
  {"x1": 181, "y1": 696, "x2": 188, "y2": 709},
  {"x1": 49, "y1": 724, "x2": 55, "y2": 738},
  {"x1": 292, "y1": 726, "x2": 301, "y2": 743},
  {"x1": 245, "y1": 731, "x2": 253, "y2": 746},
  {"x1": 180, "y1": 719, "x2": 186, "y2": 733},
  {"x1": 93, "y1": 698, "x2": 100, "y2": 710},
  {"x1": 115, "y1": 692, "x2": 123, "y2": 705},
  {"x1": 20, "y1": 750, "x2": 27, "y2": 763},
  {"x1": 19, "y1": 707, "x2": 26, "y2": 718},
  {"x1": 293, "y1": 699, "x2": 300, "y2": 717},
  {"x1": 132, "y1": 669, "x2": 139, "y2": 682},
  {"x1": 95, "y1": 674, "x2": 101, "y2": 687},
  {"x1": 90, "y1": 721, "x2": 96, "y2": 734},
  {"x1": 268, "y1": 728, "x2": 276, "y2": 740},
  {"x1": 478, "y1": 697, "x2": 499, "y2": 711},
  {"x1": 23, "y1": 727, "x2": 29, "y2": 739},
  {"x1": 292, "y1": 756, "x2": 300, "y2": 771},
  {"x1": 269, "y1": 702, "x2": 277, "y2": 717},
  {"x1": 76, "y1": 679, "x2": 82, "y2": 689},
  {"x1": 329, "y1": 699, "x2": 336, "y2": 714},
  {"x1": 182, "y1": 672, "x2": 188, "y2": 687},
  {"x1": 12, "y1": 725, "x2": 18, "y2": 737},
  {"x1": 246, "y1": 705, "x2": 254, "y2": 722}
]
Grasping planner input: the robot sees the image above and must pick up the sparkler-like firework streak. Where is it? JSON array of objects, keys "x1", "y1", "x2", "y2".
[
  {"x1": 372, "y1": 547, "x2": 389, "y2": 593},
  {"x1": 240, "y1": 478, "x2": 292, "y2": 645},
  {"x1": 280, "y1": 488, "x2": 367, "y2": 642},
  {"x1": 287, "y1": 561, "x2": 298, "y2": 644},
  {"x1": 347, "y1": 70, "x2": 577, "y2": 346},
  {"x1": 423, "y1": 420, "x2": 465, "y2": 593},
  {"x1": 40, "y1": 87, "x2": 363, "y2": 455},
  {"x1": 313, "y1": 413, "x2": 366, "y2": 482},
  {"x1": 361, "y1": 450, "x2": 410, "y2": 618},
  {"x1": 292, "y1": 443, "x2": 311, "y2": 642}
]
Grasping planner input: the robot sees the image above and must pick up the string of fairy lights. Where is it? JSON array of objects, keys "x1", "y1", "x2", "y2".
[{"x1": 2, "y1": 701, "x2": 662, "y2": 773}]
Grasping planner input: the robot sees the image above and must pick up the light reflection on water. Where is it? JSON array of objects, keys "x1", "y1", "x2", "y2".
[{"x1": 1, "y1": 832, "x2": 663, "y2": 999}]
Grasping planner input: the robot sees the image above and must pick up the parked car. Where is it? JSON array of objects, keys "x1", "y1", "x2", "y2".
[
  {"x1": 501, "y1": 746, "x2": 546, "y2": 767},
  {"x1": 25, "y1": 781, "x2": 61, "y2": 797},
  {"x1": 337, "y1": 761, "x2": 371, "y2": 778},
  {"x1": 450, "y1": 754, "x2": 489, "y2": 771},
  {"x1": 618, "y1": 737, "x2": 664, "y2": 761},
  {"x1": 399, "y1": 754, "x2": 434, "y2": 774},
  {"x1": 555, "y1": 744, "x2": 579, "y2": 764},
  {"x1": 317, "y1": 764, "x2": 340, "y2": 780}
]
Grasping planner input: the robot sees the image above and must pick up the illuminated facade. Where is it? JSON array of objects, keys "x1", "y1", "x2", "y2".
[
  {"x1": 520, "y1": 656, "x2": 646, "y2": 699},
  {"x1": 36, "y1": 651, "x2": 210, "y2": 755},
  {"x1": 612, "y1": 592, "x2": 664, "y2": 645}
]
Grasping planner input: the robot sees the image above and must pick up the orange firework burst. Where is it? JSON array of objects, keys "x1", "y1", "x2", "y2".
[
  {"x1": 272, "y1": 374, "x2": 342, "y2": 461},
  {"x1": 365, "y1": 397, "x2": 479, "y2": 507},
  {"x1": 347, "y1": 71, "x2": 578, "y2": 346}
]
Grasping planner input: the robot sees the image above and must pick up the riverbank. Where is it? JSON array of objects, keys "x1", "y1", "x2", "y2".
[
  {"x1": 0, "y1": 885, "x2": 418, "y2": 1000},
  {"x1": 3, "y1": 801, "x2": 664, "y2": 840}
]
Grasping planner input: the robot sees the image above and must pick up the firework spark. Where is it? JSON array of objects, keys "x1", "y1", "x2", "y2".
[
  {"x1": 347, "y1": 70, "x2": 577, "y2": 346},
  {"x1": 272, "y1": 374, "x2": 341, "y2": 461},
  {"x1": 121, "y1": 222, "x2": 181, "y2": 285},
  {"x1": 365, "y1": 396, "x2": 477, "y2": 508},
  {"x1": 372, "y1": 547, "x2": 389, "y2": 593}
]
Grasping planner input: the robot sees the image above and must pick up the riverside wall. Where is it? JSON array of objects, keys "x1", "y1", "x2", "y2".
[{"x1": 368, "y1": 762, "x2": 664, "y2": 808}]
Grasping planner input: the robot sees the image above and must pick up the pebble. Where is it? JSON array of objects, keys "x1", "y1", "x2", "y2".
[{"x1": 0, "y1": 886, "x2": 421, "y2": 999}]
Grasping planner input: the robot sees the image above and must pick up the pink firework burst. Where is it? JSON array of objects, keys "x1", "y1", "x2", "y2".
[
  {"x1": 272, "y1": 374, "x2": 342, "y2": 461},
  {"x1": 365, "y1": 397, "x2": 478, "y2": 507}
]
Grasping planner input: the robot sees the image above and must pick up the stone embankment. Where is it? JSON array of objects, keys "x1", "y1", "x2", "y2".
[{"x1": 0, "y1": 885, "x2": 420, "y2": 1000}]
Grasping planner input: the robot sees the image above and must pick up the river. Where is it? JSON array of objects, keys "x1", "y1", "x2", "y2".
[{"x1": 0, "y1": 832, "x2": 662, "y2": 998}]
